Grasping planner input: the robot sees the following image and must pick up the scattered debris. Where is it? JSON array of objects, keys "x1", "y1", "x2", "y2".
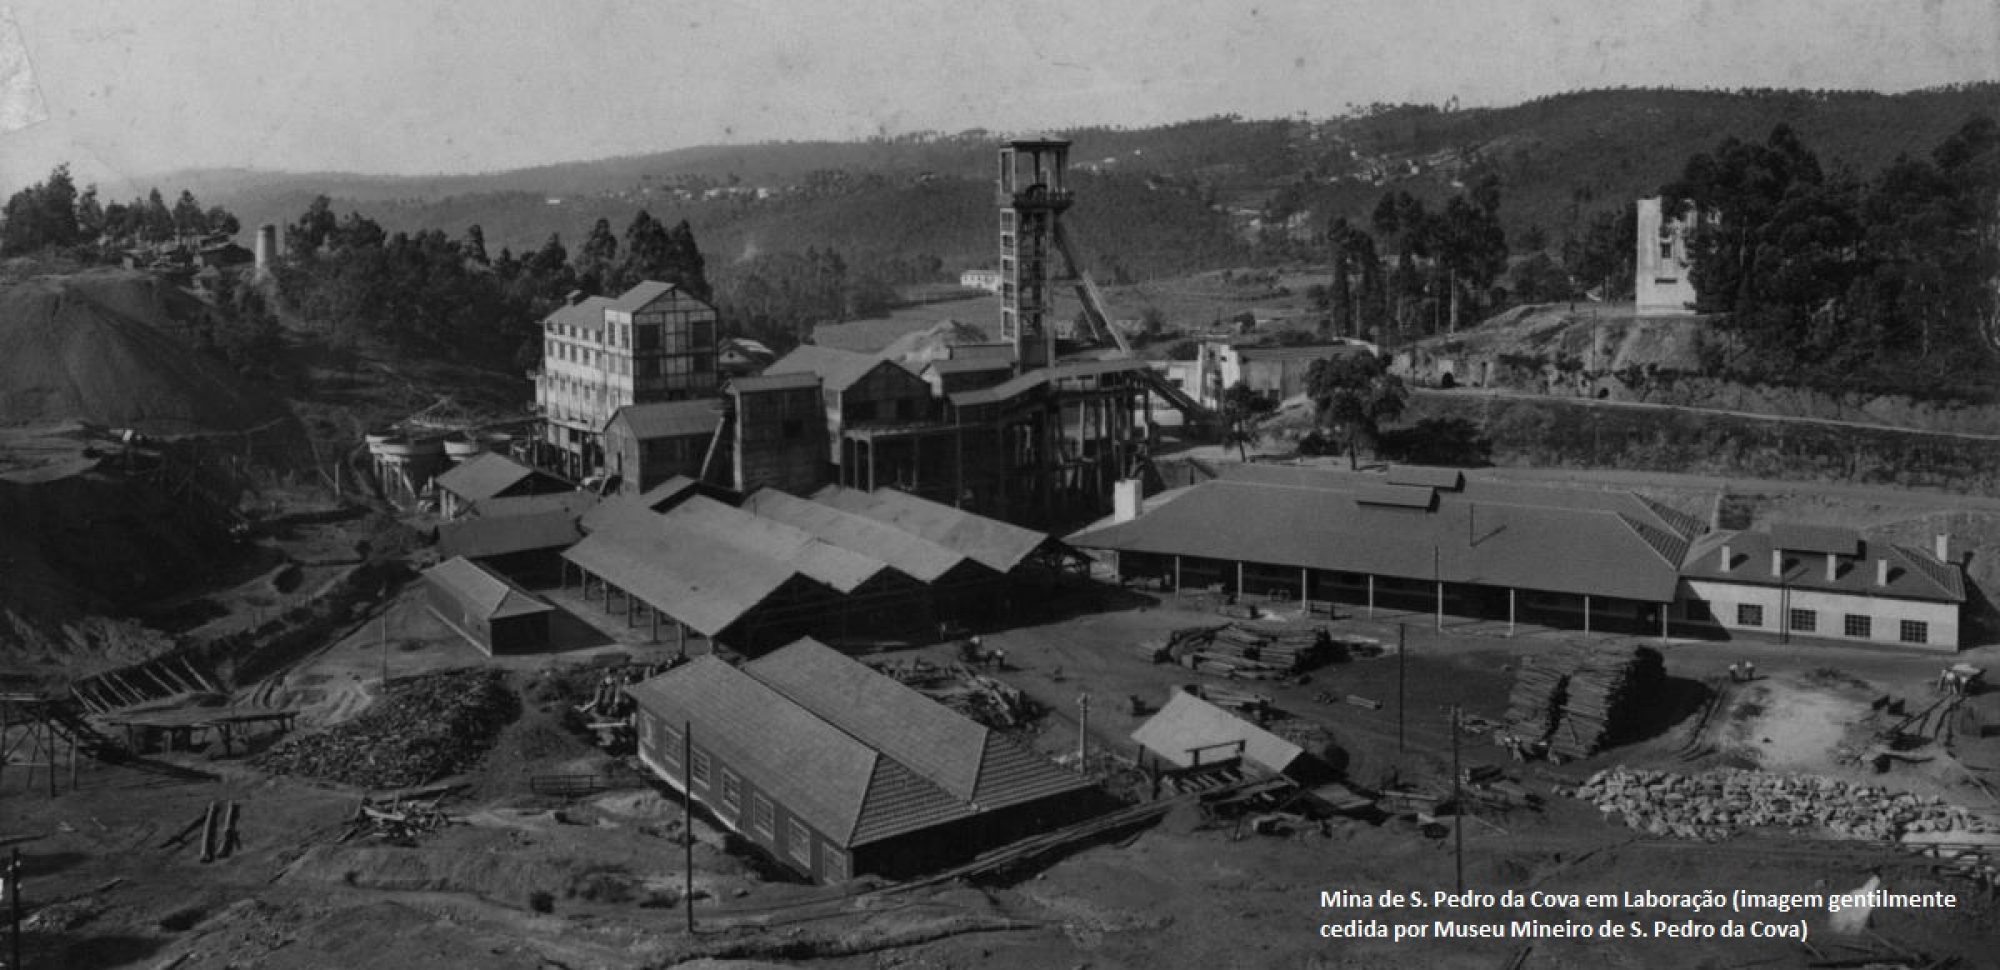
[{"x1": 254, "y1": 669, "x2": 517, "y2": 789}]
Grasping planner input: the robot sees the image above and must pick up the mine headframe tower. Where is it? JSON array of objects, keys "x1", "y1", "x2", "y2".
[{"x1": 998, "y1": 138, "x2": 1073, "y2": 373}]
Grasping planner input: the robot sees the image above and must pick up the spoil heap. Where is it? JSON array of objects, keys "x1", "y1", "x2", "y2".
[
  {"x1": 1505, "y1": 643, "x2": 1665, "y2": 759},
  {"x1": 257, "y1": 669, "x2": 519, "y2": 789},
  {"x1": 1567, "y1": 766, "x2": 1998, "y2": 843}
]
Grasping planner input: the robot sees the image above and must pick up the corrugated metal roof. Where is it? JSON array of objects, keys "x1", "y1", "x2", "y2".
[
  {"x1": 765, "y1": 345, "x2": 910, "y2": 392},
  {"x1": 1067, "y1": 479, "x2": 1686, "y2": 602},
  {"x1": 434, "y1": 453, "x2": 540, "y2": 503},
  {"x1": 1681, "y1": 530, "x2": 1964, "y2": 603},
  {"x1": 543, "y1": 296, "x2": 614, "y2": 332},
  {"x1": 606, "y1": 280, "x2": 686, "y2": 313},
  {"x1": 1132, "y1": 692, "x2": 1304, "y2": 774},
  {"x1": 664, "y1": 495, "x2": 892, "y2": 594},
  {"x1": 727, "y1": 372, "x2": 821, "y2": 393},
  {"x1": 437, "y1": 511, "x2": 581, "y2": 560},
  {"x1": 468, "y1": 491, "x2": 600, "y2": 520},
  {"x1": 741, "y1": 488, "x2": 966, "y2": 582},
  {"x1": 605, "y1": 400, "x2": 724, "y2": 439},
  {"x1": 812, "y1": 486, "x2": 1050, "y2": 574},
  {"x1": 1769, "y1": 522, "x2": 1862, "y2": 557},
  {"x1": 561, "y1": 502, "x2": 806, "y2": 636},
  {"x1": 422, "y1": 557, "x2": 553, "y2": 620}
]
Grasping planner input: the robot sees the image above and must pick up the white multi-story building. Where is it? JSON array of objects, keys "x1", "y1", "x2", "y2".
[
  {"x1": 534, "y1": 281, "x2": 719, "y2": 479},
  {"x1": 1636, "y1": 197, "x2": 1699, "y2": 314}
]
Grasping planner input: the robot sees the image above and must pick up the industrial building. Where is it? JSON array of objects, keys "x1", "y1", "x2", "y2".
[
  {"x1": 1636, "y1": 197, "x2": 1700, "y2": 314},
  {"x1": 558, "y1": 484, "x2": 1066, "y2": 654},
  {"x1": 433, "y1": 453, "x2": 576, "y2": 519},
  {"x1": 421, "y1": 556, "x2": 556, "y2": 656},
  {"x1": 534, "y1": 281, "x2": 721, "y2": 479},
  {"x1": 625, "y1": 638, "x2": 1098, "y2": 881},
  {"x1": 1069, "y1": 464, "x2": 1967, "y2": 651}
]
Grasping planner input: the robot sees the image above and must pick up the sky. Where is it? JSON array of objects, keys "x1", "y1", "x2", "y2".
[{"x1": 0, "y1": 0, "x2": 1995, "y2": 193}]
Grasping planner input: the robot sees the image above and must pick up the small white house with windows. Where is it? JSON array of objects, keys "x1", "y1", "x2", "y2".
[{"x1": 1674, "y1": 524, "x2": 1964, "y2": 652}]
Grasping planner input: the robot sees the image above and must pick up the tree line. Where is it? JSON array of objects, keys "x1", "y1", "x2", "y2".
[{"x1": 1664, "y1": 116, "x2": 1999, "y2": 390}]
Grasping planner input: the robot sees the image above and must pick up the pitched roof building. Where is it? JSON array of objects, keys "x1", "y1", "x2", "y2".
[{"x1": 625, "y1": 638, "x2": 1097, "y2": 881}]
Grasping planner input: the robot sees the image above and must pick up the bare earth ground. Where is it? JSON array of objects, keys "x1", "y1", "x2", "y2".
[{"x1": 8, "y1": 471, "x2": 2000, "y2": 969}]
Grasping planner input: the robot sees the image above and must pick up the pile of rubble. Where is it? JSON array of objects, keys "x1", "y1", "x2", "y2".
[
  {"x1": 1506, "y1": 644, "x2": 1665, "y2": 759},
  {"x1": 256, "y1": 669, "x2": 518, "y2": 789},
  {"x1": 1564, "y1": 767, "x2": 1998, "y2": 842}
]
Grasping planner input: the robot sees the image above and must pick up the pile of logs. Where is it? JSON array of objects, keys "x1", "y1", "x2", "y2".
[
  {"x1": 159, "y1": 799, "x2": 242, "y2": 862},
  {"x1": 1504, "y1": 644, "x2": 1665, "y2": 760},
  {"x1": 255, "y1": 669, "x2": 516, "y2": 789},
  {"x1": 1171, "y1": 623, "x2": 1336, "y2": 679}
]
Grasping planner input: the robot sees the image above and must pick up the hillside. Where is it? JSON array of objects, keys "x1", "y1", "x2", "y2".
[{"x1": 162, "y1": 85, "x2": 1999, "y2": 277}]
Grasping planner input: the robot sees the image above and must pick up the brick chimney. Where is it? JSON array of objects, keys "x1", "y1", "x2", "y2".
[{"x1": 1876, "y1": 558, "x2": 1889, "y2": 586}]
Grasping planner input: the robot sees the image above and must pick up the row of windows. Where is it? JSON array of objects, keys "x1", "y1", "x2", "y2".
[
  {"x1": 1732, "y1": 605, "x2": 1928, "y2": 643},
  {"x1": 651, "y1": 718, "x2": 831, "y2": 877}
]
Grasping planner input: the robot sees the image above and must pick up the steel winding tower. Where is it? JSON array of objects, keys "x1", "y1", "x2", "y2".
[{"x1": 998, "y1": 138, "x2": 1072, "y2": 373}]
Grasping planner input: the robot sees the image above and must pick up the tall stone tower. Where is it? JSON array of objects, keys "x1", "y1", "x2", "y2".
[{"x1": 997, "y1": 138, "x2": 1071, "y2": 372}]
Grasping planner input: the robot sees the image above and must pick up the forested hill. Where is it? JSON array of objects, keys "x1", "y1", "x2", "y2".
[{"x1": 158, "y1": 83, "x2": 1997, "y2": 275}]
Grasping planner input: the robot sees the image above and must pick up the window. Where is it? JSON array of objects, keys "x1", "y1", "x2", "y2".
[
  {"x1": 658, "y1": 722, "x2": 682, "y2": 765},
  {"x1": 1844, "y1": 614, "x2": 1872, "y2": 639},
  {"x1": 786, "y1": 818, "x2": 812, "y2": 865},
  {"x1": 720, "y1": 770, "x2": 742, "y2": 810},
  {"x1": 752, "y1": 795, "x2": 774, "y2": 835},
  {"x1": 1900, "y1": 620, "x2": 1928, "y2": 644},
  {"x1": 1736, "y1": 604, "x2": 1763, "y2": 627},
  {"x1": 1788, "y1": 608, "x2": 1816, "y2": 633},
  {"x1": 690, "y1": 748, "x2": 711, "y2": 787}
]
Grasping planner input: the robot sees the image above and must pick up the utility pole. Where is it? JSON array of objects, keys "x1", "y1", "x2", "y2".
[
  {"x1": 9, "y1": 847, "x2": 20, "y2": 970},
  {"x1": 1076, "y1": 694, "x2": 1091, "y2": 768},
  {"x1": 1450, "y1": 705, "x2": 1465, "y2": 893},
  {"x1": 1397, "y1": 625, "x2": 1408, "y2": 757},
  {"x1": 683, "y1": 720, "x2": 694, "y2": 936}
]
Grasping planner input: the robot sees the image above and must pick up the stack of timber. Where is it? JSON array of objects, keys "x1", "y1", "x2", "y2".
[
  {"x1": 1174, "y1": 623, "x2": 1334, "y2": 678},
  {"x1": 1548, "y1": 647, "x2": 1665, "y2": 760},
  {"x1": 1507, "y1": 644, "x2": 1666, "y2": 761}
]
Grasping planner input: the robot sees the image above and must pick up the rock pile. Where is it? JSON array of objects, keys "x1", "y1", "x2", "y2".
[
  {"x1": 257, "y1": 669, "x2": 518, "y2": 789},
  {"x1": 1564, "y1": 767, "x2": 1999, "y2": 843}
]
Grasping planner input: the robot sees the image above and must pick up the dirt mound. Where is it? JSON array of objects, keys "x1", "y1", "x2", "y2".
[
  {"x1": 256, "y1": 668, "x2": 521, "y2": 788},
  {"x1": 0, "y1": 270, "x2": 291, "y2": 433}
]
